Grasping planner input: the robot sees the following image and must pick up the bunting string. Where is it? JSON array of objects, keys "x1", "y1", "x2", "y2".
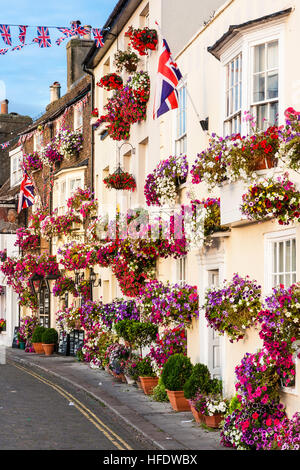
[{"x1": 0, "y1": 22, "x2": 104, "y2": 54}]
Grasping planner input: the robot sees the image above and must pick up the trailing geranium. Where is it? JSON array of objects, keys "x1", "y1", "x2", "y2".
[
  {"x1": 144, "y1": 155, "x2": 188, "y2": 206},
  {"x1": 15, "y1": 227, "x2": 40, "y2": 251},
  {"x1": 241, "y1": 173, "x2": 300, "y2": 225},
  {"x1": 204, "y1": 273, "x2": 262, "y2": 342},
  {"x1": 67, "y1": 187, "x2": 94, "y2": 211},
  {"x1": 40, "y1": 211, "x2": 81, "y2": 239},
  {"x1": 57, "y1": 242, "x2": 98, "y2": 271},
  {"x1": 97, "y1": 73, "x2": 123, "y2": 90},
  {"x1": 191, "y1": 126, "x2": 280, "y2": 191},
  {"x1": 103, "y1": 168, "x2": 136, "y2": 191},
  {"x1": 126, "y1": 26, "x2": 158, "y2": 55},
  {"x1": 53, "y1": 276, "x2": 77, "y2": 298},
  {"x1": 138, "y1": 280, "x2": 199, "y2": 326}
]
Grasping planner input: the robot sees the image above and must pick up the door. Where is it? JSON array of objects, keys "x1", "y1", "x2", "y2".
[
  {"x1": 39, "y1": 280, "x2": 50, "y2": 328},
  {"x1": 207, "y1": 270, "x2": 221, "y2": 379}
]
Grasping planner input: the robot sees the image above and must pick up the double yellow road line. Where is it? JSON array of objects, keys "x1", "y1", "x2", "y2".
[{"x1": 9, "y1": 361, "x2": 132, "y2": 450}]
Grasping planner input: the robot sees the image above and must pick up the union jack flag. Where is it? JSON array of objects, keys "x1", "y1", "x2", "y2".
[
  {"x1": 92, "y1": 28, "x2": 104, "y2": 48},
  {"x1": 0, "y1": 141, "x2": 9, "y2": 149},
  {"x1": 153, "y1": 38, "x2": 182, "y2": 119},
  {"x1": 70, "y1": 22, "x2": 89, "y2": 36},
  {"x1": 18, "y1": 172, "x2": 35, "y2": 213},
  {"x1": 19, "y1": 25, "x2": 27, "y2": 44},
  {"x1": 0, "y1": 25, "x2": 12, "y2": 46},
  {"x1": 56, "y1": 26, "x2": 76, "y2": 45},
  {"x1": 33, "y1": 27, "x2": 52, "y2": 48},
  {"x1": 0, "y1": 48, "x2": 9, "y2": 55},
  {"x1": 12, "y1": 44, "x2": 26, "y2": 52}
]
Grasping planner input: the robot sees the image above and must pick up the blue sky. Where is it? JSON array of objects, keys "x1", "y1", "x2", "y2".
[{"x1": 0, "y1": 0, "x2": 118, "y2": 118}]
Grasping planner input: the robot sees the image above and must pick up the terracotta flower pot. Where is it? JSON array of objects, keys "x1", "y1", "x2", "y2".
[
  {"x1": 33, "y1": 342, "x2": 45, "y2": 354},
  {"x1": 204, "y1": 413, "x2": 224, "y2": 428},
  {"x1": 139, "y1": 376, "x2": 159, "y2": 395},
  {"x1": 42, "y1": 343, "x2": 55, "y2": 356},
  {"x1": 254, "y1": 155, "x2": 277, "y2": 170},
  {"x1": 166, "y1": 390, "x2": 191, "y2": 412},
  {"x1": 190, "y1": 405, "x2": 205, "y2": 424}
]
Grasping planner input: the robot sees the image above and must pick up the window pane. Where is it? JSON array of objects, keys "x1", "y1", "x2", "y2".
[
  {"x1": 257, "y1": 104, "x2": 268, "y2": 129},
  {"x1": 292, "y1": 239, "x2": 296, "y2": 271},
  {"x1": 273, "y1": 242, "x2": 277, "y2": 273},
  {"x1": 286, "y1": 240, "x2": 291, "y2": 272},
  {"x1": 254, "y1": 44, "x2": 265, "y2": 73},
  {"x1": 235, "y1": 57, "x2": 239, "y2": 84},
  {"x1": 285, "y1": 274, "x2": 291, "y2": 287},
  {"x1": 267, "y1": 72, "x2": 278, "y2": 99},
  {"x1": 253, "y1": 73, "x2": 265, "y2": 102},
  {"x1": 279, "y1": 242, "x2": 284, "y2": 273},
  {"x1": 267, "y1": 41, "x2": 278, "y2": 69},
  {"x1": 270, "y1": 102, "x2": 279, "y2": 126}
]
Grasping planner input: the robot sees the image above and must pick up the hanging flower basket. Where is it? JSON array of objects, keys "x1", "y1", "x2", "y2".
[
  {"x1": 97, "y1": 73, "x2": 123, "y2": 90},
  {"x1": 103, "y1": 167, "x2": 136, "y2": 191},
  {"x1": 126, "y1": 26, "x2": 158, "y2": 55},
  {"x1": 22, "y1": 152, "x2": 43, "y2": 172},
  {"x1": 91, "y1": 108, "x2": 99, "y2": 117},
  {"x1": 114, "y1": 49, "x2": 140, "y2": 73}
]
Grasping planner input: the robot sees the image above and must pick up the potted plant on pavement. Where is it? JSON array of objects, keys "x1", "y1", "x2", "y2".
[
  {"x1": 136, "y1": 356, "x2": 158, "y2": 395},
  {"x1": 41, "y1": 328, "x2": 58, "y2": 356},
  {"x1": 161, "y1": 353, "x2": 193, "y2": 411},
  {"x1": 183, "y1": 363, "x2": 211, "y2": 423},
  {"x1": 0, "y1": 318, "x2": 6, "y2": 332},
  {"x1": 204, "y1": 395, "x2": 228, "y2": 429},
  {"x1": 32, "y1": 326, "x2": 46, "y2": 354},
  {"x1": 123, "y1": 353, "x2": 141, "y2": 385}
]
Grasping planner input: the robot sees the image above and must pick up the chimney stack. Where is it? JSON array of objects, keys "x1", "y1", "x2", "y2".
[
  {"x1": 0, "y1": 99, "x2": 8, "y2": 114},
  {"x1": 66, "y1": 22, "x2": 94, "y2": 90},
  {"x1": 50, "y1": 82, "x2": 61, "y2": 103}
]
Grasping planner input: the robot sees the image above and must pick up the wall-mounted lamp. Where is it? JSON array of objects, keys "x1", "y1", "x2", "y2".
[{"x1": 200, "y1": 117, "x2": 209, "y2": 131}]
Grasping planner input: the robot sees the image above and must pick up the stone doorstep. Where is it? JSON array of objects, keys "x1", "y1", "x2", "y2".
[{"x1": 6, "y1": 349, "x2": 223, "y2": 451}]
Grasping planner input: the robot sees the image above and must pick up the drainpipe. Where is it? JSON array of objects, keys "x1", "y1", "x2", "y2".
[{"x1": 83, "y1": 63, "x2": 95, "y2": 193}]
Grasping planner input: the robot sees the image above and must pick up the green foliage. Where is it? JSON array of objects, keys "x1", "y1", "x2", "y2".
[
  {"x1": 183, "y1": 363, "x2": 211, "y2": 399},
  {"x1": 208, "y1": 378, "x2": 223, "y2": 395},
  {"x1": 136, "y1": 356, "x2": 156, "y2": 377},
  {"x1": 161, "y1": 353, "x2": 193, "y2": 391},
  {"x1": 228, "y1": 394, "x2": 242, "y2": 415},
  {"x1": 41, "y1": 328, "x2": 58, "y2": 344},
  {"x1": 115, "y1": 320, "x2": 158, "y2": 349},
  {"x1": 32, "y1": 326, "x2": 46, "y2": 343},
  {"x1": 152, "y1": 377, "x2": 169, "y2": 402}
]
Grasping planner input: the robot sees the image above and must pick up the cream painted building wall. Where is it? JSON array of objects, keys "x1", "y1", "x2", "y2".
[{"x1": 91, "y1": 0, "x2": 300, "y2": 416}]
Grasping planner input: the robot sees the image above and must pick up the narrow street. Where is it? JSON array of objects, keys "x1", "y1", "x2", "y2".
[{"x1": 0, "y1": 362, "x2": 156, "y2": 450}]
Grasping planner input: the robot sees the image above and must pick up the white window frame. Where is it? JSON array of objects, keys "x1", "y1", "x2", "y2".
[
  {"x1": 74, "y1": 103, "x2": 83, "y2": 131},
  {"x1": 10, "y1": 146, "x2": 23, "y2": 187},
  {"x1": 224, "y1": 52, "x2": 242, "y2": 135},
  {"x1": 176, "y1": 256, "x2": 187, "y2": 286},
  {"x1": 220, "y1": 20, "x2": 285, "y2": 136},
  {"x1": 33, "y1": 131, "x2": 43, "y2": 152},
  {"x1": 54, "y1": 169, "x2": 84, "y2": 214},
  {"x1": 251, "y1": 40, "x2": 279, "y2": 129},
  {"x1": 264, "y1": 228, "x2": 297, "y2": 295}
]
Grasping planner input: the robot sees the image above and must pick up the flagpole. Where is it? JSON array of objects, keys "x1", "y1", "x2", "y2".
[{"x1": 155, "y1": 21, "x2": 207, "y2": 132}]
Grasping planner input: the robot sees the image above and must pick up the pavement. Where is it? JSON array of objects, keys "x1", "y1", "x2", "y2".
[{"x1": 5, "y1": 347, "x2": 224, "y2": 450}]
